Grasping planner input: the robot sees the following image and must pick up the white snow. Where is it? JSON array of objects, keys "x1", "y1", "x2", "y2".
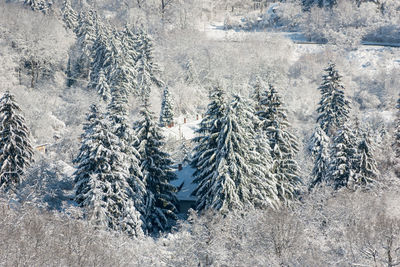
[{"x1": 171, "y1": 165, "x2": 197, "y2": 201}]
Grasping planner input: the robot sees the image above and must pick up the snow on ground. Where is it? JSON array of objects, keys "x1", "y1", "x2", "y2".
[
  {"x1": 162, "y1": 116, "x2": 201, "y2": 140},
  {"x1": 171, "y1": 165, "x2": 197, "y2": 201}
]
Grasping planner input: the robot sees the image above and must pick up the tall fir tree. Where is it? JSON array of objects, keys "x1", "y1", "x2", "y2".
[
  {"x1": 74, "y1": 104, "x2": 143, "y2": 236},
  {"x1": 251, "y1": 76, "x2": 267, "y2": 113},
  {"x1": 0, "y1": 92, "x2": 34, "y2": 192},
  {"x1": 353, "y1": 132, "x2": 378, "y2": 188},
  {"x1": 135, "y1": 29, "x2": 163, "y2": 98},
  {"x1": 328, "y1": 123, "x2": 359, "y2": 189},
  {"x1": 257, "y1": 84, "x2": 302, "y2": 204},
  {"x1": 96, "y1": 69, "x2": 111, "y2": 101},
  {"x1": 159, "y1": 86, "x2": 174, "y2": 126},
  {"x1": 75, "y1": 10, "x2": 98, "y2": 79},
  {"x1": 134, "y1": 96, "x2": 178, "y2": 233},
  {"x1": 317, "y1": 63, "x2": 350, "y2": 136},
  {"x1": 309, "y1": 126, "x2": 330, "y2": 189},
  {"x1": 61, "y1": 0, "x2": 77, "y2": 31},
  {"x1": 192, "y1": 94, "x2": 279, "y2": 213}
]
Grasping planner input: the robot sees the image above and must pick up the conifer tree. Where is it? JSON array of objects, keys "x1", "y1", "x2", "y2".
[
  {"x1": 328, "y1": 123, "x2": 358, "y2": 189},
  {"x1": 96, "y1": 69, "x2": 111, "y2": 101},
  {"x1": 134, "y1": 96, "x2": 178, "y2": 233},
  {"x1": 24, "y1": 0, "x2": 53, "y2": 13},
  {"x1": 0, "y1": 92, "x2": 34, "y2": 192},
  {"x1": 395, "y1": 95, "x2": 400, "y2": 158},
  {"x1": 317, "y1": 63, "x2": 350, "y2": 136},
  {"x1": 74, "y1": 105, "x2": 143, "y2": 236},
  {"x1": 61, "y1": 0, "x2": 77, "y2": 30},
  {"x1": 192, "y1": 94, "x2": 278, "y2": 213},
  {"x1": 309, "y1": 126, "x2": 330, "y2": 189},
  {"x1": 184, "y1": 58, "x2": 199, "y2": 85},
  {"x1": 257, "y1": 84, "x2": 301, "y2": 204},
  {"x1": 159, "y1": 86, "x2": 174, "y2": 127},
  {"x1": 251, "y1": 76, "x2": 266, "y2": 113},
  {"x1": 353, "y1": 132, "x2": 378, "y2": 188},
  {"x1": 75, "y1": 10, "x2": 98, "y2": 79},
  {"x1": 135, "y1": 29, "x2": 163, "y2": 97}
]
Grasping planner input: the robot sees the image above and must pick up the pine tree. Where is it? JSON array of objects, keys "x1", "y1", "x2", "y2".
[
  {"x1": 192, "y1": 94, "x2": 278, "y2": 213},
  {"x1": 75, "y1": 10, "x2": 98, "y2": 79},
  {"x1": 61, "y1": 0, "x2": 77, "y2": 30},
  {"x1": 96, "y1": 69, "x2": 111, "y2": 101},
  {"x1": 309, "y1": 126, "x2": 330, "y2": 189},
  {"x1": 24, "y1": 0, "x2": 53, "y2": 13},
  {"x1": 257, "y1": 84, "x2": 301, "y2": 204},
  {"x1": 135, "y1": 29, "x2": 163, "y2": 98},
  {"x1": 251, "y1": 76, "x2": 266, "y2": 113},
  {"x1": 107, "y1": 70, "x2": 147, "y2": 221},
  {"x1": 74, "y1": 104, "x2": 143, "y2": 236},
  {"x1": 183, "y1": 58, "x2": 199, "y2": 85},
  {"x1": 159, "y1": 86, "x2": 174, "y2": 127},
  {"x1": 134, "y1": 96, "x2": 178, "y2": 233},
  {"x1": 0, "y1": 92, "x2": 34, "y2": 192},
  {"x1": 353, "y1": 132, "x2": 378, "y2": 188},
  {"x1": 317, "y1": 63, "x2": 350, "y2": 136},
  {"x1": 328, "y1": 123, "x2": 358, "y2": 189},
  {"x1": 395, "y1": 95, "x2": 400, "y2": 158}
]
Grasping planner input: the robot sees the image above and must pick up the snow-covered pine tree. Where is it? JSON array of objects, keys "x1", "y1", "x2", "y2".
[
  {"x1": 159, "y1": 86, "x2": 174, "y2": 127},
  {"x1": 0, "y1": 92, "x2": 34, "y2": 192},
  {"x1": 96, "y1": 69, "x2": 111, "y2": 101},
  {"x1": 24, "y1": 0, "x2": 53, "y2": 13},
  {"x1": 135, "y1": 29, "x2": 163, "y2": 98},
  {"x1": 88, "y1": 21, "x2": 110, "y2": 90},
  {"x1": 352, "y1": 132, "x2": 378, "y2": 188},
  {"x1": 192, "y1": 94, "x2": 279, "y2": 213},
  {"x1": 61, "y1": 0, "x2": 77, "y2": 31},
  {"x1": 395, "y1": 95, "x2": 400, "y2": 158},
  {"x1": 134, "y1": 95, "x2": 178, "y2": 233},
  {"x1": 183, "y1": 58, "x2": 199, "y2": 85},
  {"x1": 75, "y1": 10, "x2": 98, "y2": 79},
  {"x1": 309, "y1": 125, "x2": 330, "y2": 189},
  {"x1": 74, "y1": 104, "x2": 143, "y2": 236},
  {"x1": 120, "y1": 25, "x2": 139, "y2": 67},
  {"x1": 257, "y1": 84, "x2": 301, "y2": 205},
  {"x1": 317, "y1": 63, "x2": 350, "y2": 136},
  {"x1": 107, "y1": 68, "x2": 147, "y2": 223},
  {"x1": 251, "y1": 76, "x2": 266, "y2": 113},
  {"x1": 191, "y1": 83, "x2": 226, "y2": 176},
  {"x1": 328, "y1": 123, "x2": 358, "y2": 189}
]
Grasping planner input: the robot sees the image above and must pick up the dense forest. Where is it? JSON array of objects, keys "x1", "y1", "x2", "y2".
[{"x1": 0, "y1": 0, "x2": 399, "y2": 266}]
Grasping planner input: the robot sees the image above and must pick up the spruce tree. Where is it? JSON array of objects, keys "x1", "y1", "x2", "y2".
[
  {"x1": 317, "y1": 63, "x2": 350, "y2": 136},
  {"x1": 135, "y1": 29, "x2": 163, "y2": 98},
  {"x1": 159, "y1": 86, "x2": 174, "y2": 127},
  {"x1": 0, "y1": 92, "x2": 34, "y2": 192},
  {"x1": 134, "y1": 96, "x2": 178, "y2": 233},
  {"x1": 328, "y1": 123, "x2": 358, "y2": 189},
  {"x1": 309, "y1": 126, "x2": 330, "y2": 189},
  {"x1": 192, "y1": 94, "x2": 278, "y2": 213},
  {"x1": 251, "y1": 76, "x2": 266, "y2": 113},
  {"x1": 107, "y1": 67, "x2": 147, "y2": 221},
  {"x1": 96, "y1": 69, "x2": 111, "y2": 101},
  {"x1": 257, "y1": 84, "x2": 301, "y2": 204},
  {"x1": 353, "y1": 132, "x2": 378, "y2": 188},
  {"x1": 61, "y1": 0, "x2": 77, "y2": 31},
  {"x1": 24, "y1": 0, "x2": 53, "y2": 13},
  {"x1": 74, "y1": 105, "x2": 143, "y2": 236}
]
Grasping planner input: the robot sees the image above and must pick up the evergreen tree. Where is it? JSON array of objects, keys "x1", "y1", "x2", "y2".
[
  {"x1": 134, "y1": 96, "x2": 178, "y2": 233},
  {"x1": 107, "y1": 69, "x2": 147, "y2": 222},
  {"x1": 328, "y1": 123, "x2": 358, "y2": 189},
  {"x1": 317, "y1": 63, "x2": 350, "y2": 136},
  {"x1": 192, "y1": 94, "x2": 278, "y2": 213},
  {"x1": 0, "y1": 92, "x2": 34, "y2": 192},
  {"x1": 251, "y1": 76, "x2": 267, "y2": 113},
  {"x1": 135, "y1": 29, "x2": 163, "y2": 98},
  {"x1": 309, "y1": 126, "x2": 330, "y2": 189},
  {"x1": 395, "y1": 95, "x2": 400, "y2": 158},
  {"x1": 74, "y1": 104, "x2": 143, "y2": 236},
  {"x1": 24, "y1": 0, "x2": 53, "y2": 13},
  {"x1": 353, "y1": 132, "x2": 378, "y2": 188},
  {"x1": 257, "y1": 84, "x2": 301, "y2": 204},
  {"x1": 96, "y1": 69, "x2": 111, "y2": 101},
  {"x1": 183, "y1": 58, "x2": 199, "y2": 85},
  {"x1": 159, "y1": 86, "x2": 174, "y2": 127},
  {"x1": 61, "y1": 0, "x2": 77, "y2": 31},
  {"x1": 75, "y1": 10, "x2": 98, "y2": 79}
]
